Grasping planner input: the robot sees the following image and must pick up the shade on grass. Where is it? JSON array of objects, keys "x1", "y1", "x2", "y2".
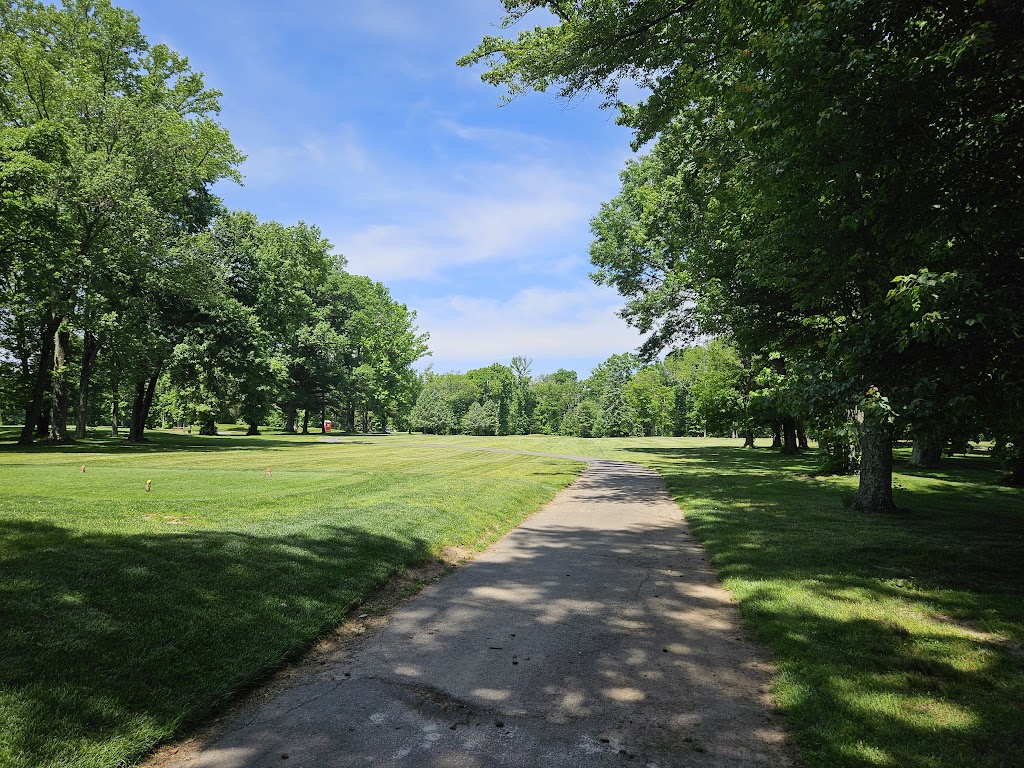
[
  {"x1": 391, "y1": 434, "x2": 1024, "y2": 768},
  {"x1": 0, "y1": 430, "x2": 582, "y2": 768}
]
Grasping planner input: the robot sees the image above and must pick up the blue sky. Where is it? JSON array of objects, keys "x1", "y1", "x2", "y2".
[{"x1": 120, "y1": 0, "x2": 647, "y2": 377}]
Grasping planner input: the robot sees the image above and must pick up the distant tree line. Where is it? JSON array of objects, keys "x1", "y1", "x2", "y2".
[
  {"x1": 416, "y1": 339, "x2": 1004, "y2": 477},
  {"x1": 0, "y1": 1, "x2": 428, "y2": 442},
  {"x1": 412, "y1": 342, "x2": 809, "y2": 444}
]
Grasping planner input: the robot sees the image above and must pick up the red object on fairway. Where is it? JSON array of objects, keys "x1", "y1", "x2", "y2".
[
  {"x1": 80, "y1": 465, "x2": 86, "y2": 473},
  {"x1": 267, "y1": 467, "x2": 272, "y2": 477}
]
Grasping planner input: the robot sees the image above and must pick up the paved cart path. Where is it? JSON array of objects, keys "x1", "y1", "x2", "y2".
[{"x1": 171, "y1": 457, "x2": 794, "y2": 768}]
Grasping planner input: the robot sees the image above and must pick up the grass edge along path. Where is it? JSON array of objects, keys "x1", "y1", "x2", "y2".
[
  {"x1": 0, "y1": 431, "x2": 584, "y2": 768},
  {"x1": 380, "y1": 434, "x2": 1024, "y2": 768}
]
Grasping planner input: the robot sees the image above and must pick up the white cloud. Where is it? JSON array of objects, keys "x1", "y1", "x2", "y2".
[
  {"x1": 333, "y1": 161, "x2": 609, "y2": 281},
  {"x1": 413, "y1": 282, "x2": 647, "y2": 374},
  {"x1": 437, "y1": 118, "x2": 558, "y2": 152},
  {"x1": 237, "y1": 125, "x2": 371, "y2": 188}
]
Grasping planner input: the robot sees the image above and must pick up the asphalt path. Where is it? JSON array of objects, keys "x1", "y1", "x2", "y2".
[{"x1": 170, "y1": 454, "x2": 794, "y2": 768}]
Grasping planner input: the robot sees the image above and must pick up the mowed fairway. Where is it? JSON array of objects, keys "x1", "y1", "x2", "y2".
[{"x1": 0, "y1": 431, "x2": 582, "y2": 768}]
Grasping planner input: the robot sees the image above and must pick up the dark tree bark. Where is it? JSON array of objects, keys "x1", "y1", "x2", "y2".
[
  {"x1": 284, "y1": 407, "x2": 297, "y2": 433},
  {"x1": 909, "y1": 433, "x2": 944, "y2": 468},
  {"x1": 771, "y1": 421, "x2": 782, "y2": 448},
  {"x1": 75, "y1": 331, "x2": 100, "y2": 439},
  {"x1": 797, "y1": 423, "x2": 809, "y2": 450},
  {"x1": 127, "y1": 372, "x2": 159, "y2": 442},
  {"x1": 198, "y1": 419, "x2": 218, "y2": 435},
  {"x1": 111, "y1": 365, "x2": 120, "y2": 437},
  {"x1": 742, "y1": 430, "x2": 755, "y2": 448},
  {"x1": 1008, "y1": 450, "x2": 1024, "y2": 486},
  {"x1": 347, "y1": 403, "x2": 356, "y2": 432},
  {"x1": 48, "y1": 327, "x2": 72, "y2": 442},
  {"x1": 780, "y1": 416, "x2": 799, "y2": 454},
  {"x1": 247, "y1": 422, "x2": 261, "y2": 435},
  {"x1": 321, "y1": 404, "x2": 327, "y2": 433},
  {"x1": 18, "y1": 320, "x2": 58, "y2": 445},
  {"x1": 853, "y1": 424, "x2": 898, "y2": 512},
  {"x1": 36, "y1": 402, "x2": 50, "y2": 438},
  {"x1": 301, "y1": 409, "x2": 310, "y2": 434}
]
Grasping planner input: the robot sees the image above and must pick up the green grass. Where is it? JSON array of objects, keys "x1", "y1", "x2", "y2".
[
  {"x1": 381, "y1": 433, "x2": 1024, "y2": 768},
  {"x1": 3, "y1": 429, "x2": 1022, "y2": 768},
  {"x1": 0, "y1": 428, "x2": 583, "y2": 768}
]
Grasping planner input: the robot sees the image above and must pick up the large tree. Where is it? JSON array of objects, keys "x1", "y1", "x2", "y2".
[
  {"x1": 462, "y1": 0, "x2": 1024, "y2": 506},
  {"x1": 0, "y1": 0, "x2": 240, "y2": 443}
]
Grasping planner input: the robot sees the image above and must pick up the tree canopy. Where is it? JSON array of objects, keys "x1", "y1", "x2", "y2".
[
  {"x1": 462, "y1": 0, "x2": 1024, "y2": 502},
  {"x1": 0, "y1": 1, "x2": 429, "y2": 442}
]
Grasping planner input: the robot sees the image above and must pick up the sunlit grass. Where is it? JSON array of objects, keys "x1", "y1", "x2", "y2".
[{"x1": 0, "y1": 429, "x2": 582, "y2": 768}]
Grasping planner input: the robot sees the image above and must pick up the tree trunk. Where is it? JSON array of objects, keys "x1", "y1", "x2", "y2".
[
  {"x1": 18, "y1": 320, "x2": 58, "y2": 445},
  {"x1": 853, "y1": 424, "x2": 898, "y2": 512},
  {"x1": 48, "y1": 327, "x2": 72, "y2": 443},
  {"x1": 111, "y1": 367, "x2": 120, "y2": 437},
  {"x1": 75, "y1": 331, "x2": 100, "y2": 439},
  {"x1": 797, "y1": 423, "x2": 809, "y2": 450},
  {"x1": 361, "y1": 409, "x2": 370, "y2": 433},
  {"x1": 347, "y1": 403, "x2": 356, "y2": 432},
  {"x1": 285, "y1": 407, "x2": 297, "y2": 433},
  {"x1": 198, "y1": 419, "x2": 218, "y2": 436},
  {"x1": 742, "y1": 430, "x2": 755, "y2": 448},
  {"x1": 128, "y1": 372, "x2": 159, "y2": 442},
  {"x1": 1008, "y1": 447, "x2": 1024, "y2": 486},
  {"x1": 321, "y1": 404, "x2": 327, "y2": 433},
  {"x1": 128, "y1": 381, "x2": 146, "y2": 442},
  {"x1": 247, "y1": 422, "x2": 260, "y2": 436},
  {"x1": 909, "y1": 432, "x2": 944, "y2": 468},
  {"x1": 301, "y1": 409, "x2": 309, "y2": 434},
  {"x1": 771, "y1": 422, "x2": 782, "y2": 448},
  {"x1": 780, "y1": 417, "x2": 799, "y2": 454}
]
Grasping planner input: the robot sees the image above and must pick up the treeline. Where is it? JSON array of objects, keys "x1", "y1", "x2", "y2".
[
  {"x1": 412, "y1": 341, "x2": 806, "y2": 443},
  {"x1": 0, "y1": 1, "x2": 427, "y2": 442}
]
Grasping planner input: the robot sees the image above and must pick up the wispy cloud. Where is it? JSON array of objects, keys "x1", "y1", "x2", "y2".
[
  {"x1": 437, "y1": 118, "x2": 558, "y2": 152},
  {"x1": 413, "y1": 282, "x2": 646, "y2": 374},
  {"x1": 333, "y1": 161, "x2": 602, "y2": 281},
  {"x1": 237, "y1": 125, "x2": 372, "y2": 188}
]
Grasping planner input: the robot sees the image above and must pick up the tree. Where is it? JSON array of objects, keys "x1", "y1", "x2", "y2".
[
  {"x1": 466, "y1": 363, "x2": 515, "y2": 435},
  {"x1": 560, "y1": 398, "x2": 600, "y2": 438},
  {"x1": 531, "y1": 368, "x2": 580, "y2": 435},
  {"x1": 625, "y1": 364, "x2": 674, "y2": 437},
  {"x1": 462, "y1": 400, "x2": 500, "y2": 436},
  {"x1": 411, "y1": 378, "x2": 456, "y2": 435},
  {"x1": 462, "y1": 0, "x2": 1024, "y2": 507},
  {"x1": 588, "y1": 353, "x2": 639, "y2": 437},
  {"x1": 0, "y1": 0, "x2": 241, "y2": 444},
  {"x1": 508, "y1": 355, "x2": 535, "y2": 434},
  {"x1": 665, "y1": 341, "x2": 746, "y2": 438}
]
